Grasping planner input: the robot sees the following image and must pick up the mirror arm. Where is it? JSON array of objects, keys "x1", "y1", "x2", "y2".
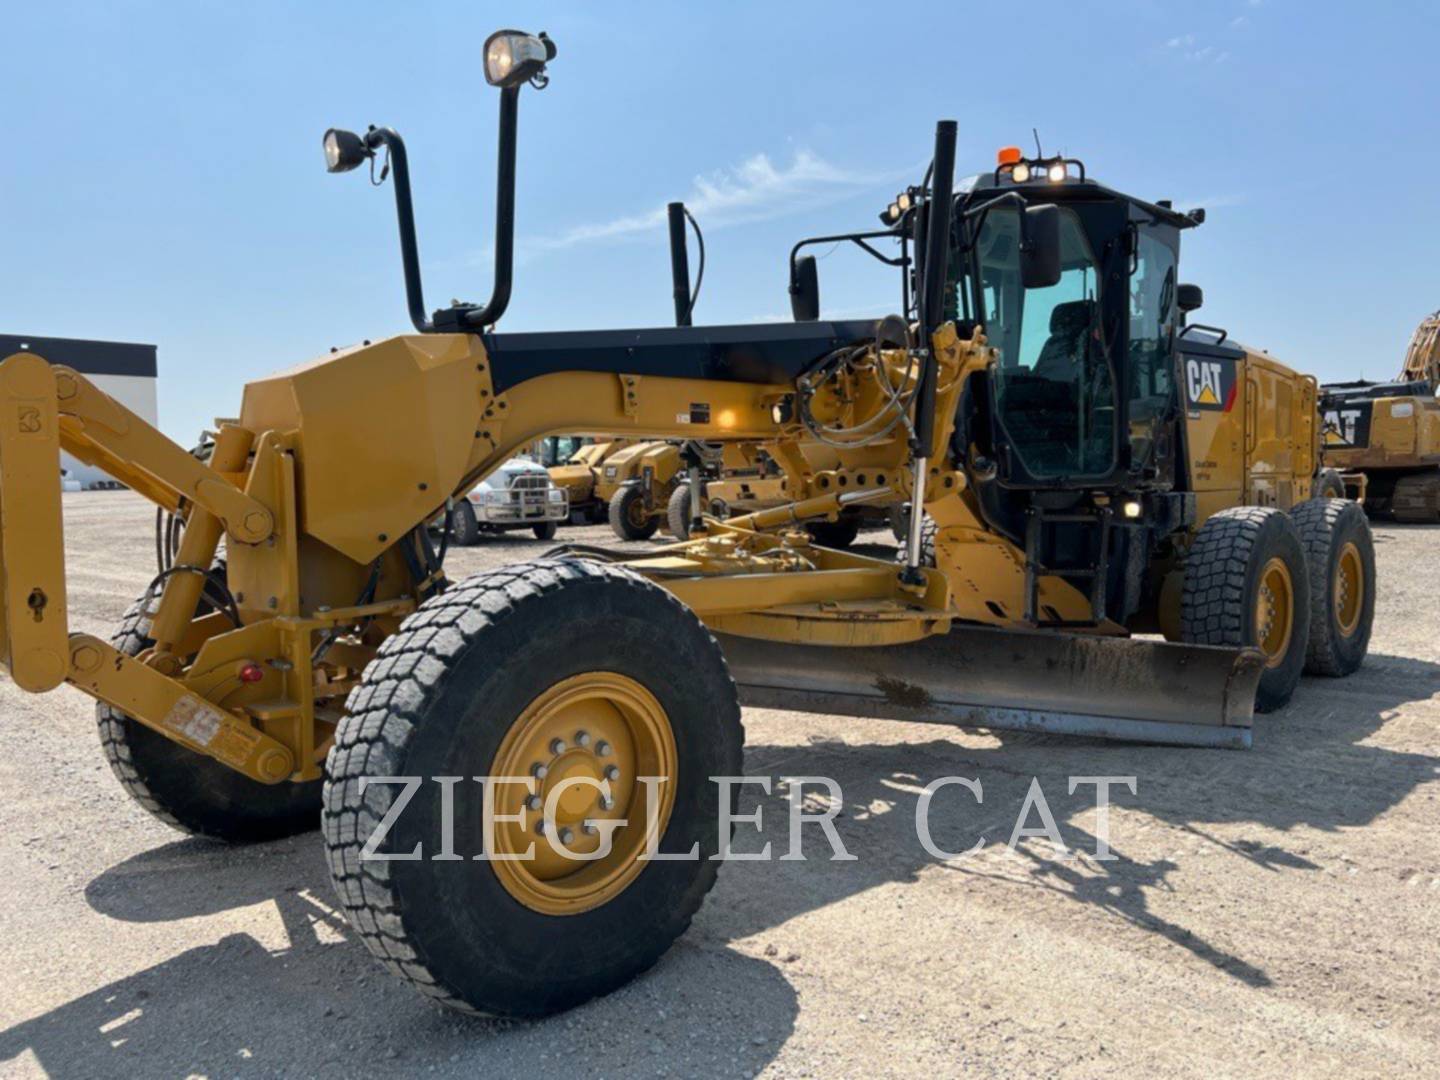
[
  {"x1": 787, "y1": 228, "x2": 907, "y2": 290},
  {"x1": 960, "y1": 191, "x2": 1033, "y2": 257}
]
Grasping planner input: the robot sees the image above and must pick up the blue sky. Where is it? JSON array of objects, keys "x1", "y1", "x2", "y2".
[{"x1": 5, "y1": 1, "x2": 1438, "y2": 440}]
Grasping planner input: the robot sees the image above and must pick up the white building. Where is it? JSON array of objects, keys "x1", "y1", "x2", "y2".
[{"x1": 0, "y1": 333, "x2": 159, "y2": 490}]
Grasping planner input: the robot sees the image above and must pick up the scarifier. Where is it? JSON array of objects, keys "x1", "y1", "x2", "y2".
[{"x1": 0, "y1": 29, "x2": 1373, "y2": 1016}]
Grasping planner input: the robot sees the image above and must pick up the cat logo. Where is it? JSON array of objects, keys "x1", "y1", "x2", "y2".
[
  {"x1": 1184, "y1": 357, "x2": 1235, "y2": 412},
  {"x1": 1322, "y1": 402, "x2": 1372, "y2": 448}
]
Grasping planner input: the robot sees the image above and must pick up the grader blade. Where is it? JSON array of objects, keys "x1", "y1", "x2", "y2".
[{"x1": 716, "y1": 627, "x2": 1266, "y2": 749}]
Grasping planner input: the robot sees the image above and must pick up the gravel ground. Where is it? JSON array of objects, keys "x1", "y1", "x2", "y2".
[{"x1": 1, "y1": 492, "x2": 1436, "y2": 1078}]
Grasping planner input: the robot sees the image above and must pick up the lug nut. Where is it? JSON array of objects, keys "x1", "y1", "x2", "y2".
[
  {"x1": 582, "y1": 821, "x2": 599, "y2": 836},
  {"x1": 559, "y1": 827, "x2": 574, "y2": 844},
  {"x1": 600, "y1": 795, "x2": 615, "y2": 811},
  {"x1": 531, "y1": 763, "x2": 549, "y2": 780},
  {"x1": 575, "y1": 730, "x2": 591, "y2": 747},
  {"x1": 525, "y1": 794, "x2": 542, "y2": 811},
  {"x1": 535, "y1": 819, "x2": 547, "y2": 835},
  {"x1": 595, "y1": 740, "x2": 611, "y2": 756},
  {"x1": 550, "y1": 738, "x2": 567, "y2": 755},
  {"x1": 604, "y1": 765, "x2": 620, "y2": 782}
]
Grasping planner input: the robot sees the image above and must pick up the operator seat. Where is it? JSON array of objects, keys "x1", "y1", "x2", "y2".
[
  {"x1": 1031, "y1": 300, "x2": 1095, "y2": 383},
  {"x1": 997, "y1": 299, "x2": 1096, "y2": 476}
]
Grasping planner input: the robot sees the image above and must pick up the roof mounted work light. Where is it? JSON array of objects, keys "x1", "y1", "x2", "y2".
[
  {"x1": 321, "y1": 28, "x2": 557, "y2": 335},
  {"x1": 484, "y1": 29, "x2": 556, "y2": 88},
  {"x1": 322, "y1": 128, "x2": 370, "y2": 173}
]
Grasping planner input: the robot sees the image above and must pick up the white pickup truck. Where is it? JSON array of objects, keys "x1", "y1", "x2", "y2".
[{"x1": 448, "y1": 457, "x2": 568, "y2": 543}]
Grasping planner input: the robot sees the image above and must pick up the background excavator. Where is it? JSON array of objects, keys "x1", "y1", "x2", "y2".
[
  {"x1": 0, "y1": 29, "x2": 1373, "y2": 1018},
  {"x1": 1322, "y1": 310, "x2": 1440, "y2": 521}
]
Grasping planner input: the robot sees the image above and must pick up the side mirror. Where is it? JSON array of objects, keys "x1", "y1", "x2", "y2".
[
  {"x1": 1177, "y1": 283, "x2": 1204, "y2": 314},
  {"x1": 1020, "y1": 204, "x2": 1061, "y2": 289},
  {"x1": 790, "y1": 254, "x2": 820, "y2": 322}
]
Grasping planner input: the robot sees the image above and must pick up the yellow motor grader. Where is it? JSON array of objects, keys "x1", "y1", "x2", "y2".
[
  {"x1": 1322, "y1": 309, "x2": 1440, "y2": 521},
  {"x1": 0, "y1": 31, "x2": 1373, "y2": 1018},
  {"x1": 678, "y1": 438, "x2": 901, "y2": 545},
  {"x1": 544, "y1": 436, "x2": 633, "y2": 523}
]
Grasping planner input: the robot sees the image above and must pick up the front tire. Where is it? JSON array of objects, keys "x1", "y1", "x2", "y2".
[
  {"x1": 450, "y1": 500, "x2": 481, "y2": 546},
  {"x1": 324, "y1": 559, "x2": 743, "y2": 1017},
  {"x1": 667, "y1": 485, "x2": 694, "y2": 540},
  {"x1": 609, "y1": 484, "x2": 659, "y2": 541},
  {"x1": 532, "y1": 520, "x2": 559, "y2": 541},
  {"x1": 1292, "y1": 498, "x2": 1375, "y2": 676},
  {"x1": 98, "y1": 595, "x2": 322, "y2": 841},
  {"x1": 1181, "y1": 507, "x2": 1310, "y2": 713}
]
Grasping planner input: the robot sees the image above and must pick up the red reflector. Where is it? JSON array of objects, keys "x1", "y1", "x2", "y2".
[{"x1": 239, "y1": 663, "x2": 265, "y2": 684}]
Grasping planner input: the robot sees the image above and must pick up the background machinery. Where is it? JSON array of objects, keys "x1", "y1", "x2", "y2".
[
  {"x1": 1322, "y1": 310, "x2": 1440, "y2": 521},
  {"x1": 545, "y1": 436, "x2": 633, "y2": 524},
  {"x1": 0, "y1": 30, "x2": 1373, "y2": 1019}
]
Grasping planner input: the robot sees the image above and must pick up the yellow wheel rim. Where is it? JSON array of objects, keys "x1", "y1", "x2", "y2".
[
  {"x1": 487, "y1": 672, "x2": 676, "y2": 916},
  {"x1": 1335, "y1": 542, "x2": 1364, "y2": 637},
  {"x1": 627, "y1": 495, "x2": 649, "y2": 529},
  {"x1": 1255, "y1": 557, "x2": 1295, "y2": 668}
]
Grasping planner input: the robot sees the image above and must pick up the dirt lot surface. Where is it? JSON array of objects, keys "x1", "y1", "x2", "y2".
[{"x1": 1, "y1": 492, "x2": 1436, "y2": 1078}]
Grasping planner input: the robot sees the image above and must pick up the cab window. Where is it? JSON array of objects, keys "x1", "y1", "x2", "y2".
[
  {"x1": 1127, "y1": 227, "x2": 1178, "y2": 469},
  {"x1": 977, "y1": 206, "x2": 1114, "y2": 479}
]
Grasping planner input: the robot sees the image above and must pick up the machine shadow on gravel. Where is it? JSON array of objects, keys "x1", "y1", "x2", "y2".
[
  {"x1": 0, "y1": 839, "x2": 795, "y2": 1077},
  {"x1": 711, "y1": 650, "x2": 1439, "y2": 989},
  {"x1": 3, "y1": 653, "x2": 1431, "y2": 1076}
]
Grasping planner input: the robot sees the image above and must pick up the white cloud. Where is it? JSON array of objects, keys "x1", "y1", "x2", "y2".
[
  {"x1": 519, "y1": 150, "x2": 900, "y2": 256},
  {"x1": 1231, "y1": 14, "x2": 1249, "y2": 28},
  {"x1": 1164, "y1": 33, "x2": 1230, "y2": 64}
]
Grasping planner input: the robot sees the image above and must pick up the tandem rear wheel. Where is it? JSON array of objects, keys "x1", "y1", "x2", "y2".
[
  {"x1": 323, "y1": 559, "x2": 743, "y2": 1017},
  {"x1": 1291, "y1": 497, "x2": 1375, "y2": 676}
]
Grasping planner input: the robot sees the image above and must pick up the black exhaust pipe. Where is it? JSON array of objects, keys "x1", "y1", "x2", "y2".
[
  {"x1": 667, "y1": 201, "x2": 692, "y2": 328},
  {"x1": 912, "y1": 119, "x2": 957, "y2": 453}
]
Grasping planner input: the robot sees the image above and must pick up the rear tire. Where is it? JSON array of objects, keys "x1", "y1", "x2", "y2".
[
  {"x1": 532, "y1": 520, "x2": 558, "y2": 541},
  {"x1": 609, "y1": 484, "x2": 659, "y2": 541},
  {"x1": 324, "y1": 559, "x2": 743, "y2": 1017},
  {"x1": 667, "y1": 484, "x2": 694, "y2": 540},
  {"x1": 1181, "y1": 507, "x2": 1310, "y2": 713},
  {"x1": 98, "y1": 594, "x2": 322, "y2": 841},
  {"x1": 1291, "y1": 498, "x2": 1375, "y2": 676},
  {"x1": 451, "y1": 500, "x2": 481, "y2": 546}
]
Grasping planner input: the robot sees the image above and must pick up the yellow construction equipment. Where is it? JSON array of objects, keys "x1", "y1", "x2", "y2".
[
  {"x1": 690, "y1": 440, "x2": 899, "y2": 545},
  {"x1": 0, "y1": 30, "x2": 1374, "y2": 1017},
  {"x1": 545, "y1": 437, "x2": 634, "y2": 523},
  {"x1": 1322, "y1": 310, "x2": 1440, "y2": 521},
  {"x1": 592, "y1": 439, "x2": 687, "y2": 539}
]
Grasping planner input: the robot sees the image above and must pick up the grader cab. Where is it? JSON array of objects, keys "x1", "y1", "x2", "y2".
[{"x1": 0, "y1": 29, "x2": 1374, "y2": 1017}]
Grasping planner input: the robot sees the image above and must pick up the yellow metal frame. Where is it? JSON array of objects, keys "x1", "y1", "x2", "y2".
[{"x1": 0, "y1": 319, "x2": 1140, "y2": 786}]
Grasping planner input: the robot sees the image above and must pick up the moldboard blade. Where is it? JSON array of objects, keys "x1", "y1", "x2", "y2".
[{"x1": 715, "y1": 625, "x2": 1265, "y2": 750}]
